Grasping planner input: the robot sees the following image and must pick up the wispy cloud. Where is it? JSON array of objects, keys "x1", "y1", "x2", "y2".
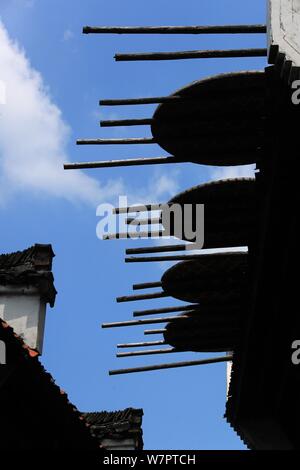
[
  {"x1": 63, "y1": 29, "x2": 74, "y2": 42},
  {"x1": 148, "y1": 168, "x2": 180, "y2": 202},
  {"x1": 126, "y1": 167, "x2": 180, "y2": 206},
  {"x1": 0, "y1": 21, "x2": 125, "y2": 207},
  {"x1": 209, "y1": 164, "x2": 256, "y2": 180},
  {"x1": 0, "y1": 22, "x2": 181, "y2": 209}
]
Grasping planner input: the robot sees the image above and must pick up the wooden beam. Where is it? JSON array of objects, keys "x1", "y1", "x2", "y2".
[
  {"x1": 64, "y1": 156, "x2": 183, "y2": 170},
  {"x1": 126, "y1": 244, "x2": 189, "y2": 255},
  {"x1": 77, "y1": 138, "x2": 155, "y2": 145},
  {"x1": 132, "y1": 281, "x2": 162, "y2": 290},
  {"x1": 109, "y1": 355, "x2": 233, "y2": 375},
  {"x1": 103, "y1": 230, "x2": 165, "y2": 240},
  {"x1": 126, "y1": 217, "x2": 161, "y2": 225},
  {"x1": 117, "y1": 340, "x2": 166, "y2": 348},
  {"x1": 144, "y1": 329, "x2": 166, "y2": 335},
  {"x1": 113, "y1": 204, "x2": 160, "y2": 215},
  {"x1": 100, "y1": 118, "x2": 152, "y2": 127},
  {"x1": 116, "y1": 291, "x2": 168, "y2": 303},
  {"x1": 115, "y1": 48, "x2": 268, "y2": 62},
  {"x1": 102, "y1": 316, "x2": 188, "y2": 329},
  {"x1": 117, "y1": 348, "x2": 180, "y2": 358},
  {"x1": 133, "y1": 304, "x2": 199, "y2": 317},
  {"x1": 83, "y1": 25, "x2": 267, "y2": 35},
  {"x1": 125, "y1": 254, "x2": 213, "y2": 263},
  {"x1": 100, "y1": 96, "x2": 182, "y2": 106}
]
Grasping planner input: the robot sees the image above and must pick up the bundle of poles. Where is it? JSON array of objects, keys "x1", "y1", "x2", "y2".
[
  {"x1": 100, "y1": 205, "x2": 245, "y2": 374},
  {"x1": 67, "y1": 22, "x2": 264, "y2": 375},
  {"x1": 64, "y1": 22, "x2": 267, "y2": 172},
  {"x1": 102, "y1": 274, "x2": 235, "y2": 374}
]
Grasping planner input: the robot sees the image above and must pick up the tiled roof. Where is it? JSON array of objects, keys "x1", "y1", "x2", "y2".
[
  {"x1": 82, "y1": 408, "x2": 143, "y2": 450},
  {"x1": 0, "y1": 245, "x2": 144, "y2": 449},
  {"x1": 0, "y1": 244, "x2": 54, "y2": 270},
  {"x1": 0, "y1": 317, "x2": 99, "y2": 449},
  {"x1": 83, "y1": 408, "x2": 143, "y2": 427},
  {"x1": 0, "y1": 244, "x2": 57, "y2": 306}
]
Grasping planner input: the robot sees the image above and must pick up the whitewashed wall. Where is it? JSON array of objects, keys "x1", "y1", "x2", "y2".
[
  {"x1": 226, "y1": 353, "x2": 233, "y2": 399},
  {"x1": 0, "y1": 285, "x2": 46, "y2": 353},
  {"x1": 268, "y1": 0, "x2": 300, "y2": 65}
]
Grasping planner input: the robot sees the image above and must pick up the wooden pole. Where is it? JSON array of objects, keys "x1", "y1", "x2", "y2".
[
  {"x1": 102, "y1": 315, "x2": 188, "y2": 329},
  {"x1": 100, "y1": 118, "x2": 152, "y2": 127},
  {"x1": 83, "y1": 25, "x2": 267, "y2": 35},
  {"x1": 104, "y1": 231, "x2": 165, "y2": 240},
  {"x1": 125, "y1": 254, "x2": 212, "y2": 263},
  {"x1": 117, "y1": 348, "x2": 180, "y2": 358},
  {"x1": 133, "y1": 304, "x2": 200, "y2": 317},
  {"x1": 113, "y1": 204, "x2": 160, "y2": 215},
  {"x1": 109, "y1": 354, "x2": 233, "y2": 375},
  {"x1": 132, "y1": 281, "x2": 162, "y2": 290},
  {"x1": 100, "y1": 96, "x2": 182, "y2": 106},
  {"x1": 117, "y1": 340, "x2": 166, "y2": 348},
  {"x1": 144, "y1": 329, "x2": 166, "y2": 335},
  {"x1": 115, "y1": 48, "x2": 268, "y2": 62},
  {"x1": 126, "y1": 243, "x2": 190, "y2": 254},
  {"x1": 64, "y1": 156, "x2": 183, "y2": 170},
  {"x1": 77, "y1": 137, "x2": 155, "y2": 145},
  {"x1": 126, "y1": 217, "x2": 161, "y2": 225},
  {"x1": 116, "y1": 291, "x2": 168, "y2": 303}
]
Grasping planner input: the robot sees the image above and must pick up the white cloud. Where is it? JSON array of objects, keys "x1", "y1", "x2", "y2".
[
  {"x1": 0, "y1": 22, "x2": 182, "y2": 209},
  {"x1": 148, "y1": 168, "x2": 180, "y2": 202},
  {"x1": 209, "y1": 164, "x2": 256, "y2": 180},
  {"x1": 0, "y1": 21, "x2": 125, "y2": 207},
  {"x1": 3, "y1": 18, "x2": 252, "y2": 216},
  {"x1": 63, "y1": 29, "x2": 74, "y2": 42}
]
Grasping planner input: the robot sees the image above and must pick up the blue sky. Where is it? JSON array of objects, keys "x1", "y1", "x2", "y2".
[{"x1": 0, "y1": 0, "x2": 266, "y2": 449}]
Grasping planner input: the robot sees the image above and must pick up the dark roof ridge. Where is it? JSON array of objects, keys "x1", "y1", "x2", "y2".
[
  {"x1": 0, "y1": 244, "x2": 57, "y2": 306},
  {"x1": 0, "y1": 243, "x2": 55, "y2": 270},
  {"x1": 0, "y1": 317, "x2": 99, "y2": 449}
]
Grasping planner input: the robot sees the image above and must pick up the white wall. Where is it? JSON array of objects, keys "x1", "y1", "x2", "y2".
[
  {"x1": 101, "y1": 438, "x2": 138, "y2": 451},
  {"x1": 226, "y1": 353, "x2": 233, "y2": 399},
  {"x1": 0, "y1": 286, "x2": 46, "y2": 353},
  {"x1": 268, "y1": 0, "x2": 300, "y2": 65}
]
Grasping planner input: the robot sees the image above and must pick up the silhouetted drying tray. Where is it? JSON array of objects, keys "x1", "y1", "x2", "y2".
[
  {"x1": 151, "y1": 71, "x2": 266, "y2": 166},
  {"x1": 164, "y1": 306, "x2": 243, "y2": 352},
  {"x1": 161, "y1": 178, "x2": 256, "y2": 247},
  {"x1": 161, "y1": 252, "x2": 247, "y2": 303}
]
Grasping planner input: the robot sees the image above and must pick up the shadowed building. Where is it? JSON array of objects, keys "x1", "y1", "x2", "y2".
[
  {"x1": 0, "y1": 244, "x2": 143, "y2": 450},
  {"x1": 67, "y1": 0, "x2": 300, "y2": 450}
]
